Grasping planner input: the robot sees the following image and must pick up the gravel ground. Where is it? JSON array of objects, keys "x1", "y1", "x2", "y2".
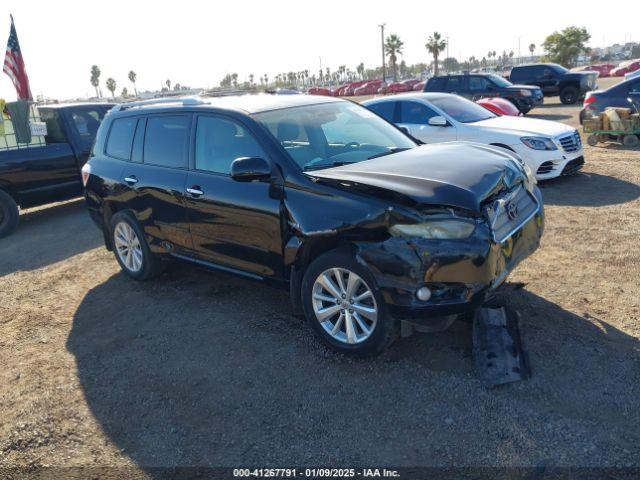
[{"x1": 0, "y1": 91, "x2": 639, "y2": 474}]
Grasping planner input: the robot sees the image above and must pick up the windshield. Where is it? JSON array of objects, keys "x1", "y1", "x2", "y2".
[
  {"x1": 253, "y1": 102, "x2": 416, "y2": 171},
  {"x1": 487, "y1": 74, "x2": 512, "y2": 87},
  {"x1": 430, "y1": 95, "x2": 496, "y2": 123}
]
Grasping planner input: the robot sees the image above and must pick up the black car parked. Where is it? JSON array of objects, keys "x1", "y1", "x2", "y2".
[
  {"x1": 580, "y1": 76, "x2": 640, "y2": 124},
  {"x1": 423, "y1": 73, "x2": 543, "y2": 114},
  {"x1": 0, "y1": 103, "x2": 113, "y2": 237},
  {"x1": 509, "y1": 63, "x2": 598, "y2": 105},
  {"x1": 84, "y1": 95, "x2": 544, "y2": 356}
]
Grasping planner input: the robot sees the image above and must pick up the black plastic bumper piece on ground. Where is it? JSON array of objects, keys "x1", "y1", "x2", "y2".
[{"x1": 472, "y1": 303, "x2": 530, "y2": 388}]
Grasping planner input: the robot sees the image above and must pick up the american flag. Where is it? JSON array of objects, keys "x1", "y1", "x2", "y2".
[{"x1": 3, "y1": 16, "x2": 32, "y2": 101}]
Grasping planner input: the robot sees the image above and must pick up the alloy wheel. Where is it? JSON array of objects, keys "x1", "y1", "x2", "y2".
[
  {"x1": 114, "y1": 221, "x2": 143, "y2": 273},
  {"x1": 311, "y1": 268, "x2": 378, "y2": 344}
]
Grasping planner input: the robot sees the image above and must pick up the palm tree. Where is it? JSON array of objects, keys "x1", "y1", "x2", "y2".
[
  {"x1": 529, "y1": 43, "x2": 536, "y2": 61},
  {"x1": 121, "y1": 87, "x2": 128, "y2": 98},
  {"x1": 106, "y1": 78, "x2": 117, "y2": 98},
  {"x1": 128, "y1": 70, "x2": 137, "y2": 97},
  {"x1": 384, "y1": 34, "x2": 404, "y2": 81},
  {"x1": 426, "y1": 32, "x2": 447, "y2": 76},
  {"x1": 90, "y1": 65, "x2": 101, "y2": 98},
  {"x1": 249, "y1": 74, "x2": 254, "y2": 86},
  {"x1": 165, "y1": 79, "x2": 171, "y2": 91},
  {"x1": 356, "y1": 62, "x2": 365, "y2": 79}
]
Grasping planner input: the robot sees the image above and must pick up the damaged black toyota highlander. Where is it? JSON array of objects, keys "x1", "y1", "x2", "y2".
[{"x1": 83, "y1": 95, "x2": 544, "y2": 356}]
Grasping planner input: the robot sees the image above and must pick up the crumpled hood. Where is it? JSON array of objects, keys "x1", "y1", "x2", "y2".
[
  {"x1": 473, "y1": 115, "x2": 575, "y2": 137},
  {"x1": 308, "y1": 142, "x2": 524, "y2": 212}
]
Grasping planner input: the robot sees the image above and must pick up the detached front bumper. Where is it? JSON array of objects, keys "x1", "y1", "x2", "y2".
[{"x1": 356, "y1": 188, "x2": 545, "y2": 325}]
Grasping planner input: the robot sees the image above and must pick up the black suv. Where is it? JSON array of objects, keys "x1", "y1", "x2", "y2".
[
  {"x1": 84, "y1": 95, "x2": 544, "y2": 356},
  {"x1": 423, "y1": 73, "x2": 543, "y2": 114},
  {"x1": 509, "y1": 63, "x2": 598, "y2": 104}
]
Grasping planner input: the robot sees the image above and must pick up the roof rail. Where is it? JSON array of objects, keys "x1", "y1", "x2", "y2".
[{"x1": 111, "y1": 97, "x2": 206, "y2": 112}]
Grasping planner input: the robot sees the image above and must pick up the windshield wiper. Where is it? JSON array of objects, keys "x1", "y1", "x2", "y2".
[
  {"x1": 367, "y1": 147, "x2": 410, "y2": 160},
  {"x1": 303, "y1": 160, "x2": 356, "y2": 171}
]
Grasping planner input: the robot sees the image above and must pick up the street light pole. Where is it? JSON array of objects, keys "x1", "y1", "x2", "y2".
[{"x1": 379, "y1": 23, "x2": 386, "y2": 83}]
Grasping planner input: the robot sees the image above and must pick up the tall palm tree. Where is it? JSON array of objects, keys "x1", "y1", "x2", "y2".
[
  {"x1": 426, "y1": 32, "x2": 447, "y2": 76},
  {"x1": 106, "y1": 78, "x2": 117, "y2": 98},
  {"x1": 128, "y1": 70, "x2": 137, "y2": 97},
  {"x1": 384, "y1": 34, "x2": 404, "y2": 81},
  {"x1": 90, "y1": 65, "x2": 101, "y2": 98},
  {"x1": 165, "y1": 79, "x2": 171, "y2": 91},
  {"x1": 357, "y1": 62, "x2": 365, "y2": 79},
  {"x1": 249, "y1": 74, "x2": 254, "y2": 86},
  {"x1": 529, "y1": 43, "x2": 536, "y2": 61}
]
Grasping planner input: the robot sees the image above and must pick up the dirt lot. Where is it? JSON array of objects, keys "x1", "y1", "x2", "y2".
[{"x1": 1, "y1": 89, "x2": 639, "y2": 475}]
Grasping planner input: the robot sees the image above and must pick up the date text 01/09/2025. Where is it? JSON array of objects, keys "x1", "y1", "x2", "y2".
[{"x1": 232, "y1": 468, "x2": 400, "y2": 478}]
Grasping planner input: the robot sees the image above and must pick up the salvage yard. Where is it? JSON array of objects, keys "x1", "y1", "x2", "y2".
[{"x1": 0, "y1": 91, "x2": 639, "y2": 472}]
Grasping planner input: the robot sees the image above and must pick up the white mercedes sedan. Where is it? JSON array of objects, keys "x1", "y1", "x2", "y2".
[{"x1": 363, "y1": 93, "x2": 584, "y2": 180}]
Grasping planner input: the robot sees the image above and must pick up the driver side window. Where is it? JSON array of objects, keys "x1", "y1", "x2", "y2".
[{"x1": 399, "y1": 101, "x2": 438, "y2": 125}]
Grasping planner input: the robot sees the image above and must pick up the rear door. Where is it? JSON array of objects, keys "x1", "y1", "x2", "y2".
[
  {"x1": 397, "y1": 100, "x2": 457, "y2": 143},
  {"x1": 118, "y1": 114, "x2": 193, "y2": 253},
  {"x1": 183, "y1": 114, "x2": 284, "y2": 279},
  {"x1": 444, "y1": 76, "x2": 467, "y2": 96}
]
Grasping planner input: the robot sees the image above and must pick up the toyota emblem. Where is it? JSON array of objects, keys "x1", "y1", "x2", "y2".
[{"x1": 506, "y1": 202, "x2": 519, "y2": 220}]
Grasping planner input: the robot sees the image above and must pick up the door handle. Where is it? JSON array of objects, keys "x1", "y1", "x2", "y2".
[
  {"x1": 186, "y1": 186, "x2": 204, "y2": 197},
  {"x1": 124, "y1": 175, "x2": 138, "y2": 185}
]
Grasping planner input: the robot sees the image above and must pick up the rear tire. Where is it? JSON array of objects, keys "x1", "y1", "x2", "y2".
[
  {"x1": 559, "y1": 86, "x2": 579, "y2": 105},
  {"x1": 110, "y1": 211, "x2": 164, "y2": 280},
  {"x1": 623, "y1": 135, "x2": 639, "y2": 148},
  {"x1": 586, "y1": 134, "x2": 598, "y2": 147},
  {"x1": 301, "y1": 249, "x2": 397, "y2": 356},
  {"x1": 0, "y1": 190, "x2": 19, "y2": 239}
]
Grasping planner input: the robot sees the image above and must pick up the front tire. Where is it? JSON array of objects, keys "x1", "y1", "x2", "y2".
[
  {"x1": 559, "y1": 86, "x2": 579, "y2": 105},
  {"x1": 301, "y1": 249, "x2": 397, "y2": 356},
  {"x1": 0, "y1": 190, "x2": 19, "y2": 239},
  {"x1": 110, "y1": 211, "x2": 164, "y2": 280}
]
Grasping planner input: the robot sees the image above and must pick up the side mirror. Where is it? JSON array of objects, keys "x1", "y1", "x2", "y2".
[
  {"x1": 230, "y1": 157, "x2": 271, "y2": 182},
  {"x1": 398, "y1": 126, "x2": 409, "y2": 135},
  {"x1": 428, "y1": 116, "x2": 448, "y2": 127},
  {"x1": 628, "y1": 97, "x2": 634, "y2": 104}
]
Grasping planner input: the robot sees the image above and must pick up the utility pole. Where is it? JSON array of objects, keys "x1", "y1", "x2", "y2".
[{"x1": 379, "y1": 23, "x2": 386, "y2": 83}]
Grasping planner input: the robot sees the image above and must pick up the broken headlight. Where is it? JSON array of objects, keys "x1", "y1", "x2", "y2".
[{"x1": 389, "y1": 220, "x2": 475, "y2": 240}]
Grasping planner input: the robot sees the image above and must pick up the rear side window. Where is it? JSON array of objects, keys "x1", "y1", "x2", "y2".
[
  {"x1": 143, "y1": 115, "x2": 190, "y2": 168},
  {"x1": 195, "y1": 116, "x2": 265, "y2": 174},
  {"x1": 445, "y1": 76, "x2": 466, "y2": 92},
  {"x1": 509, "y1": 67, "x2": 527, "y2": 82},
  {"x1": 39, "y1": 110, "x2": 66, "y2": 143},
  {"x1": 105, "y1": 117, "x2": 137, "y2": 160},
  {"x1": 426, "y1": 77, "x2": 447, "y2": 91},
  {"x1": 399, "y1": 101, "x2": 438, "y2": 124},
  {"x1": 367, "y1": 102, "x2": 396, "y2": 122}
]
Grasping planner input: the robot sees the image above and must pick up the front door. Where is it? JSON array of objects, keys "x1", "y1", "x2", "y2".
[
  {"x1": 397, "y1": 100, "x2": 457, "y2": 144},
  {"x1": 184, "y1": 114, "x2": 284, "y2": 279}
]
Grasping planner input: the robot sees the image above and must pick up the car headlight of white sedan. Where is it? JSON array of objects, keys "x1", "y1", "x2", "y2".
[{"x1": 520, "y1": 136, "x2": 557, "y2": 151}]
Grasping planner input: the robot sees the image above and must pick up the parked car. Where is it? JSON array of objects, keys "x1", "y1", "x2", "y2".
[
  {"x1": 307, "y1": 87, "x2": 333, "y2": 96},
  {"x1": 364, "y1": 92, "x2": 584, "y2": 180},
  {"x1": 340, "y1": 81, "x2": 368, "y2": 96},
  {"x1": 610, "y1": 59, "x2": 640, "y2": 77},
  {"x1": 379, "y1": 81, "x2": 410, "y2": 94},
  {"x1": 572, "y1": 63, "x2": 615, "y2": 77},
  {"x1": 412, "y1": 81, "x2": 426, "y2": 91},
  {"x1": 509, "y1": 63, "x2": 598, "y2": 104},
  {"x1": 476, "y1": 97, "x2": 521, "y2": 116},
  {"x1": 84, "y1": 95, "x2": 544, "y2": 356},
  {"x1": 354, "y1": 80, "x2": 383, "y2": 96},
  {"x1": 0, "y1": 102, "x2": 113, "y2": 237},
  {"x1": 423, "y1": 73, "x2": 543, "y2": 114},
  {"x1": 580, "y1": 76, "x2": 640, "y2": 123}
]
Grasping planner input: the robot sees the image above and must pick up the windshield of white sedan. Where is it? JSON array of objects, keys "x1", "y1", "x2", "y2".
[
  {"x1": 430, "y1": 95, "x2": 496, "y2": 123},
  {"x1": 253, "y1": 102, "x2": 415, "y2": 170}
]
